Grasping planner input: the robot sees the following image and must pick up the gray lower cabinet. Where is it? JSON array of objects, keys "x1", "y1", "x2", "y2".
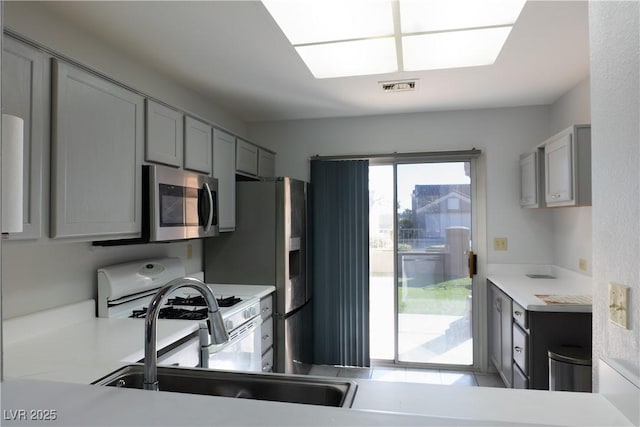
[
  {"x1": 184, "y1": 116, "x2": 212, "y2": 175},
  {"x1": 487, "y1": 280, "x2": 592, "y2": 390},
  {"x1": 213, "y1": 129, "x2": 236, "y2": 231},
  {"x1": 1, "y1": 37, "x2": 47, "y2": 240},
  {"x1": 145, "y1": 99, "x2": 183, "y2": 167},
  {"x1": 51, "y1": 59, "x2": 144, "y2": 240},
  {"x1": 487, "y1": 281, "x2": 513, "y2": 387},
  {"x1": 260, "y1": 294, "x2": 274, "y2": 372}
]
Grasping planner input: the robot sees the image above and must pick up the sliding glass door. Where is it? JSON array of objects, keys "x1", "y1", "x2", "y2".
[{"x1": 370, "y1": 160, "x2": 475, "y2": 367}]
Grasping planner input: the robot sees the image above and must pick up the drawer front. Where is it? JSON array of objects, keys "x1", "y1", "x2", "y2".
[
  {"x1": 513, "y1": 363, "x2": 529, "y2": 389},
  {"x1": 261, "y1": 317, "x2": 274, "y2": 354},
  {"x1": 262, "y1": 347, "x2": 274, "y2": 372},
  {"x1": 513, "y1": 324, "x2": 529, "y2": 374},
  {"x1": 260, "y1": 295, "x2": 273, "y2": 321},
  {"x1": 512, "y1": 301, "x2": 528, "y2": 330}
]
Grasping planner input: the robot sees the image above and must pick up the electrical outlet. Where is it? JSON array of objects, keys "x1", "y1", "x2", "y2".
[
  {"x1": 493, "y1": 237, "x2": 508, "y2": 251},
  {"x1": 579, "y1": 258, "x2": 587, "y2": 271},
  {"x1": 609, "y1": 282, "x2": 629, "y2": 329}
]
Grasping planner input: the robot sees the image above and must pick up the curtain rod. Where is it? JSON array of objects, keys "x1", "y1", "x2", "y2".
[{"x1": 311, "y1": 149, "x2": 481, "y2": 162}]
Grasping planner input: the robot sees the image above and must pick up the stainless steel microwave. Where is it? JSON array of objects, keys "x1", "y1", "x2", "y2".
[
  {"x1": 147, "y1": 164, "x2": 219, "y2": 242},
  {"x1": 93, "y1": 164, "x2": 219, "y2": 246}
]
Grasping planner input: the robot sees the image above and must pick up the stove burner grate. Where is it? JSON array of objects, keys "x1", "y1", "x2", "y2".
[
  {"x1": 129, "y1": 306, "x2": 208, "y2": 320},
  {"x1": 167, "y1": 295, "x2": 242, "y2": 308}
]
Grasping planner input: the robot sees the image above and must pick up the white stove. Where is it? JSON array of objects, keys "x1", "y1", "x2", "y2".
[{"x1": 97, "y1": 257, "x2": 262, "y2": 371}]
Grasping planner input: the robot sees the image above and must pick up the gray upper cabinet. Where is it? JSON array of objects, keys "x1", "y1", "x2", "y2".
[
  {"x1": 519, "y1": 150, "x2": 543, "y2": 208},
  {"x1": 236, "y1": 139, "x2": 259, "y2": 176},
  {"x1": 258, "y1": 148, "x2": 276, "y2": 179},
  {"x1": 145, "y1": 99, "x2": 183, "y2": 167},
  {"x1": 51, "y1": 59, "x2": 144, "y2": 240},
  {"x1": 2, "y1": 37, "x2": 47, "y2": 240},
  {"x1": 184, "y1": 116, "x2": 213, "y2": 175},
  {"x1": 213, "y1": 129, "x2": 236, "y2": 231},
  {"x1": 543, "y1": 125, "x2": 591, "y2": 207}
]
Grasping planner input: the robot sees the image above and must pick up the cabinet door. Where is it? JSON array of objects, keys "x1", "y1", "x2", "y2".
[
  {"x1": 545, "y1": 132, "x2": 573, "y2": 205},
  {"x1": 213, "y1": 129, "x2": 236, "y2": 231},
  {"x1": 184, "y1": 116, "x2": 212, "y2": 174},
  {"x1": 488, "y1": 281, "x2": 513, "y2": 388},
  {"x1": 499, "y1": 290, "x2": 513, "y2": 387},
  {"x1": 261, "y1": 315, "x2": 274, "y2": 355},
  {"x1": 236, "y1": 139, "x2": 258, "y2": 176},
  {"x1": 1, "y1": 38, "x2": 46, "y2": 240},
  {"x1": 487, "y1": 284, "x2": 502, "y2": 372},
  {"x1": 51, "y1": 60, "x2": 144, "y2": 239},
  {"x1": 258, "y1": 148, "x2": 276, "y2": 178},
  {"x1": 519, "y1": 151, "x2": 538, "y2": 208},
  {"x1": 145, "y1": 99, "x2": 183, "y2": 167}
]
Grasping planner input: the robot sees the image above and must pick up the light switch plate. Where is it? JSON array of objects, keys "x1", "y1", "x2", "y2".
[
  {"x1": 493, "y1": 237, "x2": 508, "y2": 251},
  {"x1": 579, "y1": 258, "x2": 587, "y2": 271},
  {"x1": 609, "y1": 282, "x2": 629, "y2": 329}
]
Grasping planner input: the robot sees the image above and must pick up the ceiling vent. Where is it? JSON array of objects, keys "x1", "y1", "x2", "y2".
[{"x1": 379, "y1": 80, "x2": 418, "y2": 93}]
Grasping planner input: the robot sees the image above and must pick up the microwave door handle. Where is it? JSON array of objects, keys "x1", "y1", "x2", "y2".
[{"x1": 203, "y1": 182, "x2": 214, "y2": 233}]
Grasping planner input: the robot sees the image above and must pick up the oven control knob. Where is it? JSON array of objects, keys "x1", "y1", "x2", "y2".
[{"x1": 224, "y1": 320, "x2": 233, "y2": 330}]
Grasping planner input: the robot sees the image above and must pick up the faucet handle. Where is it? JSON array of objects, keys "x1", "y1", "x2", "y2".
[{"x1": 208, "y1": 310, "x2": 229, "y2": 344}]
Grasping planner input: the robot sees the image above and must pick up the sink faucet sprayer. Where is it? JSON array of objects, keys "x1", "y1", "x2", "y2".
[{"x1": 143, "y1": 277, "x2": 229, "y2": 391}]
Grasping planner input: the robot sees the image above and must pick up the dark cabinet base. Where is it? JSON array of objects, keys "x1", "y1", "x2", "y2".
[{"x1": 528, "y1": 311, "x2": 592, "y2": 390}]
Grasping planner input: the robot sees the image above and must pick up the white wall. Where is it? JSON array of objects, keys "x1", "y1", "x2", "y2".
[
  {"x1": 589, "y1": 0, "x2": 640, "y2": 402},
  {"x1": 548, "y1": 78, "x2": 593, "y2": 275},
  {"x1": 0, "y1": 3, "x2": 247, "y2": 319},
  {"x1": 248, "y1": 106, "x2": 554, "y2": 266},
  {"x1": 1, "y1": 241, "x2": 202, "y2": 319}
]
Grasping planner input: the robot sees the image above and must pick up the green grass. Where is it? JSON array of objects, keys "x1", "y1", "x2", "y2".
[{"x1": 398, "y1": 277, "x2": 472, "y2": 316}]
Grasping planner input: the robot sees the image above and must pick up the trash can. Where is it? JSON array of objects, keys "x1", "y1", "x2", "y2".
[{"x1": 548, "y1": 346, "x2": 592, "y2": 392}]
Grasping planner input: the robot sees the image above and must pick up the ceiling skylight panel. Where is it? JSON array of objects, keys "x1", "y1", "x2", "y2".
[
  {"x1": 402, "y1": 27, "x2": 512, "y2": 71},
  {"x1": 262, "y1": 0, "x2": 394, "y2": 45},
  {"x1": 295, "y1": 38, "x2": 397, "y2": 78},
  {"x1": 399, "y1": 0, "x2": 526, "y2": 33}
]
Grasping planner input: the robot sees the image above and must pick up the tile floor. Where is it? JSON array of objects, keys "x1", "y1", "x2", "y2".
[{"x1": 307, "y1": 364, "x2": 505, "y2": 388}]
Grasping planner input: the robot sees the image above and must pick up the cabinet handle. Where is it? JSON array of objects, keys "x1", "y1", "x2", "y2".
[
  {"x1": 514, "y1": 310, "x2": 522, "y2": 317},
  {"x1": 262, "y1": 307, "x2": 270, "y2": 313},
  {"x1": 262, "y1": 334, "x2": 270, "y2": 340},
  {"x1": 262, "y1": 362, "x2": 272, "y2": 371},
  {"x1": 551, "y1": 194, "x2": 561, "y2": 199},
  {"x1": 514, "y1": 346, "x2": 523, "y2": 353}
]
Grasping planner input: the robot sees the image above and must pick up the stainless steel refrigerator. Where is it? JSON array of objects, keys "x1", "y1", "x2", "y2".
[{"x1": 204, "y1": 177, "x2": 312, "y2": 374}]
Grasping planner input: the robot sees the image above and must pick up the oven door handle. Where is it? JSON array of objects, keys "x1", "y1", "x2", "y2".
[{"x1": 202, "y1": 182, "x2": 214, "y2": 233}]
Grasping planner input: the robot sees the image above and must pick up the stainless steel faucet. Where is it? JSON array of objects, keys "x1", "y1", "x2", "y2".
[{"x1": 143, "y1": 277, "x2": 229, "y2": 391}]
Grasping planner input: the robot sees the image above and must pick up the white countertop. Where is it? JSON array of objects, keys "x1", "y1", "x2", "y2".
[
  {"x1": 2, "y1": 284, "x2": 631, "y2": 427},
  {"x1": 0, "y1": 374, "x2": 632, "y2": 427},
  {"x1": 207, "y1": 283, "x2": 275, "y2": 300},
  {"x1": 2, "y1": 300, "x2": 200, "y2": 384},
  {"x1": 186, "y1": 272, "x2": 276, "y2": 300},
  {"x1": 487, "y1": 264, "x2": 592, "y2": 312}
]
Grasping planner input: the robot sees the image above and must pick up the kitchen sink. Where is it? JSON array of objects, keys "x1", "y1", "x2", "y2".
[{"x1": 93, "y1": 364, "x2": 357, "y2": 408}]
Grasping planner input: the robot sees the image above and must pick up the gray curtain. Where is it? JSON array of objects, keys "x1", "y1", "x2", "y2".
[{"x1": 310, "y1": 159, "x2": 370, "y2": 367}]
